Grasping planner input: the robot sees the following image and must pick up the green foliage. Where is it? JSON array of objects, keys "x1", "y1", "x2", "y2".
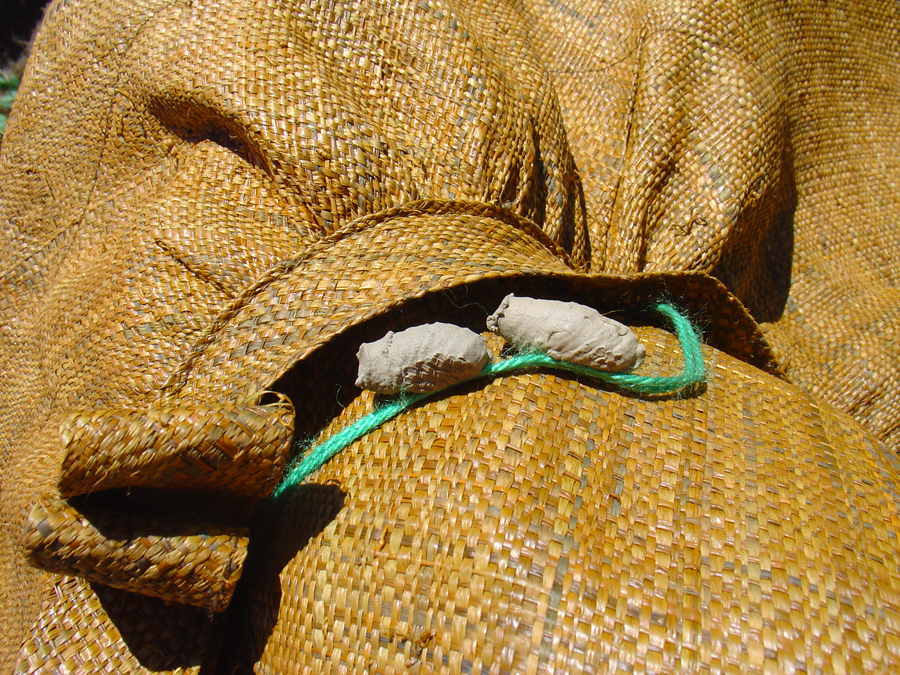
[{"x1": 0, "y1": 73, "x2": 19, "y2": 143}]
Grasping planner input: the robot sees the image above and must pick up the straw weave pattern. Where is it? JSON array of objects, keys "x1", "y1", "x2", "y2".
[
  {"x1": 57, "y1": 401, "x2": 294, "y2": 499},
  {"x1": 24, "y1": 497, "x2": 248, "y2": 612},
  {"x1": 221, "y1": 330, "x2": 900, "y2": 673},
  {"x1": 0, "y1": 0, "x2": 899, "y2": 671}
]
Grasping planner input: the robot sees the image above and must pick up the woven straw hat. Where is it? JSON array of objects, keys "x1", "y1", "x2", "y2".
[{"x1": 1, "y1": 0, "x2": 900, "y2": 671}]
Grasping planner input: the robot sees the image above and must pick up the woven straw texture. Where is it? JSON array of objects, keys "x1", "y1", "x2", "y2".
[
  {"x1": 57, "y1": 402, "x2": 294, "y2": 500},
  {"x1": 0, "y1": 0, "x2": 898, "y2": 672},
  {"x1": 219, "y1": 330, "x2": 900, "y2": 674}
]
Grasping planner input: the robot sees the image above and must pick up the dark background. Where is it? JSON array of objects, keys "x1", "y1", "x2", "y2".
[{"x1": 1, "y1": 0, "x2": 50, "y2": 69}]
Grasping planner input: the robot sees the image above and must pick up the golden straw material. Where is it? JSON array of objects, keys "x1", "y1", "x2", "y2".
[
  {"x1": 525, "y1": 0, "x2": 900, "y2": 445},
  {"x1": 24, "y1": 496, "x2": 247, "y2": 612},
  {"x1": 218, "y1": 328, "x2": 900, "y2": 673},
  {"x1": 0, "y1": 0, "x2": 899, "y2": 671},
  {"x1": 158, "y1": 203, "x2": 778, "y2": 407},
  {"x1": 15, "y1": 576, "x2": 215, "y2": 673},
  {"x1": 20, "y1": 399, "x2": 295, "y2": 622},
  {"x1": 57, "y1": 399, "x2": 294, "y2": 499}
]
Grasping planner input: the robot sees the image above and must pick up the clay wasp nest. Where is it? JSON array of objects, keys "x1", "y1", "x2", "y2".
[
  {"x1": 487, "y1": 294, "x2": 645, "y2": 372},
  {"x1": 356, "y1": 323, "x2": 490, "y2": 394}
]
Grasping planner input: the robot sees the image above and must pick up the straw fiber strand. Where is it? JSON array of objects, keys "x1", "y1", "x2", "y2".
[{"x1": 1, "y1": 0, "x2": 899, "y2": 670}]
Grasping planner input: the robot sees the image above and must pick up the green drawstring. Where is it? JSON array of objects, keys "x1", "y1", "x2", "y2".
[{"x1": 271, "y1": 302, "x2": 704, "y2": 501}]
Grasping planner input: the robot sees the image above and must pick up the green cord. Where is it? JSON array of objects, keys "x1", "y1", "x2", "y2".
[{"x1": 270, "y1": 302, "x2": 704, "y2": 501}]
